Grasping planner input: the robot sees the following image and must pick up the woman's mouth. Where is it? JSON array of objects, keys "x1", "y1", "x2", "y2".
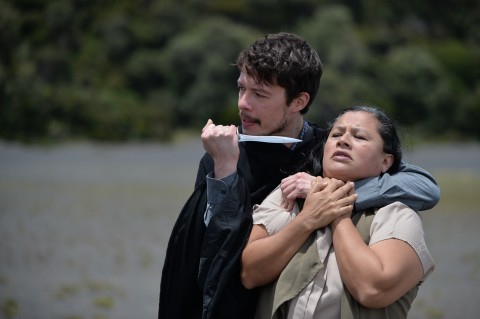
[{"x1": 332, "y1": 151, "x2": 352, "y2": 160}]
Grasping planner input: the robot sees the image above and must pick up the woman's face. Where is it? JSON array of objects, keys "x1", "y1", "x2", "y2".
[{"x1": 322, "y1": 111, "x2": 394, "y2": 181}]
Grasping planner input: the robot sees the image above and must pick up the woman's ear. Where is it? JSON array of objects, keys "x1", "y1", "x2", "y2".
[
  {"x1": 381, "y1": 154, "x2": 394, "y2": 173},
  {"x1": 291, "y1": 92, "x2": 310, "y2": 113}
]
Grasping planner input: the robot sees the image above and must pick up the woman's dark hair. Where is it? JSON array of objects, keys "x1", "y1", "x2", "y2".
[
  {"x1": 300, "y1": 106, "x2": 402, "y2": 176},
  {"x1": 235, "y1": 32, "x2": 323, "y2": 114}
]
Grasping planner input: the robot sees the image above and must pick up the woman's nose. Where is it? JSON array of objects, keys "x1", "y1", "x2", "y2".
[{"x1": 336, "y1": 135, "x2": 350, "y2": 148}]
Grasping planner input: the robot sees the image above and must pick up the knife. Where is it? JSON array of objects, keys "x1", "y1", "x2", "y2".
[{"x1": 237, "y1": 128, "x2": 302, "y2": 144}]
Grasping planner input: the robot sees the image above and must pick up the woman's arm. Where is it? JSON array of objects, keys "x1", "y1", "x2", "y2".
[
  {"x1": 331, "y1": 207, "x2": 425, "y2": 308},
  {"x1": 241, "y1": 178, "x2": 356, "y2": 289},
  {"x1": 241, "y1": 220, "x2": 313, "y2": 289}
]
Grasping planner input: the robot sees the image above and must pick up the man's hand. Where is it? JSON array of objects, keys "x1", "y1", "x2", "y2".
[
  {"x1": 201, "y1": 119, "x2": 239, "y2": 179},
  {"x1": 280, "y1": 172, "x2": 316, "y2": 211},
  {"x1": 297, "y1": 177, "x2": 357, "y2": 231}
]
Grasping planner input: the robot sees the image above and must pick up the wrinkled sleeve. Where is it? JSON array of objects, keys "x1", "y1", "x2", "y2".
[
  {"x1": 252, "y1": 186, "x2": 297, "y2": 235},
  {"x1": 204, "y1": 172, "x2": 237, "y2": 226},
  {"x1": 198, "y1": 173, "x2": 258, "y2": 319},
  {"x1": 354, "y1": 162, "x2": 440, "y2": 212}
]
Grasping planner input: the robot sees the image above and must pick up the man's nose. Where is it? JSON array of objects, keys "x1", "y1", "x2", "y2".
[{"x1": 238, "y1": 92, "x2": 252, "y2": 111}]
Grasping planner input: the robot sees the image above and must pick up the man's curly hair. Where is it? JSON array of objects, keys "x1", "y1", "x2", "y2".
[{"x1": 235, "y1": 32, "x2": 323, "y2": 114}]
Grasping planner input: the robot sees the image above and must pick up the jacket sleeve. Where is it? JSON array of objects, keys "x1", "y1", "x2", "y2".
[
  {"x1": 354, "y1": 162, "x2": 440, "y2": 212},
  {"x1": 195, "y1": 153, "x2": 213, "y2": 188},
  {"x1": 198, "y1": 173, "x2": 258, "y2": 319},
  {"x1": 158, "y1": 179, "x2": 208, "y2": 319}
]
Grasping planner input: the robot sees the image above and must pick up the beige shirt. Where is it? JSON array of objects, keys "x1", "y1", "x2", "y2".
[{"x1": 252, "y1": 186, "x2": 435, "y2": 319}]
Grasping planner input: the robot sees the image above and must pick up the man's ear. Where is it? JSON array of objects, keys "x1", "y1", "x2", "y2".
[{"x1": 291, "y1": 92, "x2": 310, "y2": 113}]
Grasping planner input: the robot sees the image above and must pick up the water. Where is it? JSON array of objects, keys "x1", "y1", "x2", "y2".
[{"x1": 0, "y1": 139, "x2": 479, "y2": 318}]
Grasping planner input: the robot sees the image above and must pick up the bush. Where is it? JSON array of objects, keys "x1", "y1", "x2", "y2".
[{"x1": 159, "y1": 18, "x2": 260, "y2": 128}]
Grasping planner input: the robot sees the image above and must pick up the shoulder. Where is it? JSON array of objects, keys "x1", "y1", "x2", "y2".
[
  {"x1": 252, "y1": 186, "x2": 298, "y2": 235},
  {"x1": 376, "y1": 201, "x2": 420, "y2": 221},
  {"x1": 371, "y1": 202, "x2": 435, "y2": 279},
  {"x1": 371, "y1": 202, "x2": 423, "y2": 241}
]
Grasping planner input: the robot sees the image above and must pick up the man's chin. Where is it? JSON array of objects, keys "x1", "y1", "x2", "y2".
[{"x1": 241, "y1": 124, "x2": 261, "y2": 135}]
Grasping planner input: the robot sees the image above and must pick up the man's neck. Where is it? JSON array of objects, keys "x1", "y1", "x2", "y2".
[{"x1": 289, "y1": 117, "x2": 306, "y2": 138}]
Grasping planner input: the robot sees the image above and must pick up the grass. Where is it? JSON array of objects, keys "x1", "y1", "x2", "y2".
[
  {"x1": 1, "y1": 141, "x2": 478, "y2": 318},
  {"x1": 92, "y1": 297, "x2": 114, "y2": 309},
  {"x1": 53, "y1": 279, "x2": 122, "y2": 317},
  {"x1": 55, "y1": 284, "x2": 82, "y2": 300},
  {"x1": 432, "y1": 171, "x2": 480, "y2": 211},
  {"x1": 1, "y1": 298, "x2": 18, "y2": 319}
]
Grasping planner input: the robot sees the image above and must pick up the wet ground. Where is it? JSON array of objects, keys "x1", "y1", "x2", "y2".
[{"x1": 0, "y1": 139, "x2": 479, "y2": 318}]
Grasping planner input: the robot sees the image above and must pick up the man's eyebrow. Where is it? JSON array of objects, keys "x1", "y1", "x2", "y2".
[
  {"x1": 254, "y1": 87, "x2": 271, "y2": 95},
  {"x1": 237, "y1": 81, "x2": 272, "y2": 94}
]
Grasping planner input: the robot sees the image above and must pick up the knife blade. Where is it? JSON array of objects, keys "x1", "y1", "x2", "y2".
[{"x1": 237, "y1": 133, "x2": 302, "y2": 144}]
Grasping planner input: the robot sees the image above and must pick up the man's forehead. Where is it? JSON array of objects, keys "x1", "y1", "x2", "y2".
[{"x1": 238, "y1": 72, "x2": 278, "y2": 90}]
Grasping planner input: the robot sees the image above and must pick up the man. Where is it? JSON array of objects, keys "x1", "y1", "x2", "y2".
[{"x1": 159, "y1": 32, "x2": 439, "y2": 319}]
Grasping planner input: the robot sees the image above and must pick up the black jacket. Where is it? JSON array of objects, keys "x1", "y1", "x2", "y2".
[{"x1": 159, "y1": 125, "x2": 326, "y2": 319}]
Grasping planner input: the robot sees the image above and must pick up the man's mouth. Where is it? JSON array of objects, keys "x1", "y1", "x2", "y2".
[{"x1": 240, "y1": 114, "x2": 260, "y2": 127}]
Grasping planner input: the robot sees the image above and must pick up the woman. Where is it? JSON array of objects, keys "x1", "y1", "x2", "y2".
[{"x1": 241, "y1": 106, "x2": 435, "y2": 319}]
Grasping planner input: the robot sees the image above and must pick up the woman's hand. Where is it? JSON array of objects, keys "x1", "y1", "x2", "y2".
[
  {"x1": 330, "y1": 183, "x2": 356, "y2": 227},
  {"x1": 297, "y1": 177, "x2": 357, "y2": 231},
  {"x1": 280, "y1": 172, "x2": 316, "y2": 211}
]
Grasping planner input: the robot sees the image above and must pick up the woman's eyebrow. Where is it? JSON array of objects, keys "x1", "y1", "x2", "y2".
[
  {"x1": 350, "y1": 126, "x2": 372, "y2": 136},
  {"x1": 351, "y1": 126, "x2": 367, "y2": 132},
  {"x1": 331, "y1": 125, "x2": 370, "y2": 135},
  {"x1": 331, "y1": 125, "x2": 345, "y2": 131}
]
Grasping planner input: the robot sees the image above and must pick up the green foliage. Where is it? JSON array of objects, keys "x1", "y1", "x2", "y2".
[
  {"x1": 0, "y1": 0, "x2": 479, "y2": 142},
  {"x1": 1, "y1": 298, "x2": 18, "y2": 319},
  {"x1": 159, "y1": 18, "x2": 260, "y2": 127},
  {"x1": 378, "y1": 46, "x2": 451, "y2": 125},
  {"x1": 298, "y1": 5, "x2": 370, "y2": 125}
]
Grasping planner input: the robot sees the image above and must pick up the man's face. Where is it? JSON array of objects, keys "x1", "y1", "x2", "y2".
[{"x1": 237, "y1": 72, "x2": 291, "y2": 136}]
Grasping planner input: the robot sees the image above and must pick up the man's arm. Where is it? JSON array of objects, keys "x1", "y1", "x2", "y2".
[
  {"x1": 200, "y1": 119, "x2": 241, "y2": 225},
  {"x1": 354, "y1": 162, "x2": 440, "y2": 211},
  {"x1": 199, "y1": 172, "x2": 257, "y2": 318},
  {"x1": 204, "y1": 172, "x2": 237, "y2": 225}
]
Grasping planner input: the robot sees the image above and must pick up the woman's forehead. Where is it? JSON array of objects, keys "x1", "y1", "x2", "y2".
[{"x1": 334, "y1": 111, "x2": 378, "y2": 128}]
